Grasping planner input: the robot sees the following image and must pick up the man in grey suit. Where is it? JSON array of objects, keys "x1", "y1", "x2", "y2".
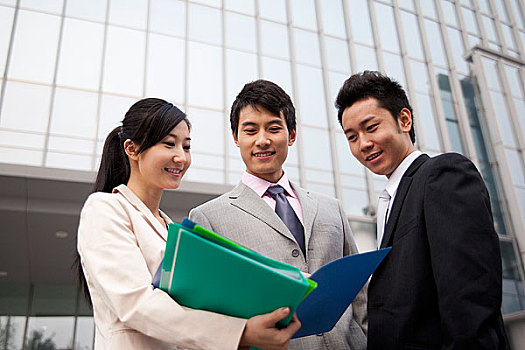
[{"x1": 189, "y1": 80, "x2": 367, "y2": 350}]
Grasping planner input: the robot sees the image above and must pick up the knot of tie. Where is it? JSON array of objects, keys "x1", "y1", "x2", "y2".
[{"x1": 266, "y1": 185, "x2": 285, "y2": 198}]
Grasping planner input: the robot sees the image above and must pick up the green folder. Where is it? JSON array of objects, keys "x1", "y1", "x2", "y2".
[{"x1": 159, "y1": 220, "x2": 317, "y2": 326}]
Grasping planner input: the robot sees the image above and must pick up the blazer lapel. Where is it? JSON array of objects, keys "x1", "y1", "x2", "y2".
[
  {"x1": 380, "y1": 154, "x2": 429, "y2": 249},
  {"x1": 229, "y1": 182, "x2": 296, "y2": 243},
  {"x1": 114, "y1": 184, "x2": 169, "y2": 241},
  {"x1": 293, "y1": 183, "x2": 317, "y2": 251}
]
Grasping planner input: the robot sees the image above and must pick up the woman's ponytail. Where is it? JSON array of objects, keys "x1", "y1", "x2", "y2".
[{"x1": 93, "y1": 126, "x2": 130, "y2": 193}]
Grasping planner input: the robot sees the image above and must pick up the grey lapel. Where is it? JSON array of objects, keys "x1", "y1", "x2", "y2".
[
  {"x1": 228, "y1": 183, "x2": 296, "y2": 243},
  {"x1": 292, "y1": 183, "x2": 318, "y2": 250},
  {"x1": 380, "y1": 154, "x2": 429, "y2": 249}
]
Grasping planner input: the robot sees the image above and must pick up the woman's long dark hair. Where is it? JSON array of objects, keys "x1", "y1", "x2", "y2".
[{"x1": 76, "y1": 98, "x2": 190, "y2": 304}]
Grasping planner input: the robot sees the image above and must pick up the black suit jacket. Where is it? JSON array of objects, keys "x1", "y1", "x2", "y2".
[{"x1": 367, "y1": 153, "x2": 509, "y2": 350}]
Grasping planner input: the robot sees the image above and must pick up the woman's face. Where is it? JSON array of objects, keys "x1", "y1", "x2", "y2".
[{"x1": 133, "y1": 121, "x2": 191, "y2": 191}]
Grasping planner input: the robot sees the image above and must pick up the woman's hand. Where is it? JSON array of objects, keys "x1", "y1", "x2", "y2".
[{"x1": 238, "y1": 307, "x2": 301, "y2": 350}]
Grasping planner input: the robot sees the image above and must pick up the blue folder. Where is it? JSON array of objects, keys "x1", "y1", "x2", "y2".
[{"x1": 293, "y1": 247, "x2": 391, "y2": 338}]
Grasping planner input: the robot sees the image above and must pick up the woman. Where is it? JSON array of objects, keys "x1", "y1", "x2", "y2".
[{"x1": 77, "y1": 98, "x2": 300, "y2": 349}]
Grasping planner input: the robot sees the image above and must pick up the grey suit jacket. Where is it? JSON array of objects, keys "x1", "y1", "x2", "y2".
[{"x1": 189, "y1": 182, "x2": 367, "y2": 350}]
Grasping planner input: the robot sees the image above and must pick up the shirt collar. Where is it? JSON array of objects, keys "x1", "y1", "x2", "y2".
[
  {"x1": 241, "y1": 171, "x2": 297, "y2": 199},
  {"x1": 385, "y1": 150, "x2": 422, "y2": 197}
]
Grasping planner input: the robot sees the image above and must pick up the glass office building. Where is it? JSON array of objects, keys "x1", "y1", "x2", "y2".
[{"x1": 0, "y1": 0, "x2": 524, "y2": 348}]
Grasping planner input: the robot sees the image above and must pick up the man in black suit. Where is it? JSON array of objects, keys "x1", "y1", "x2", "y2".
[{"x1": 335, "y1": 71, "x2": 509, "y2": 349}]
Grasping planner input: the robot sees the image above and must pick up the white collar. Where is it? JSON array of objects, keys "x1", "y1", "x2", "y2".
[{"x1": 385, "y1": 150, "x2": 422, "y2": 197}]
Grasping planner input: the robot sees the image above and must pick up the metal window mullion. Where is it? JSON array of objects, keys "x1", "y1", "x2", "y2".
[
  {"x1": 472, "y1": 0, "x2": 489, "y2": 47},
  {"x1": 221, "y1": 3, "x2": 229, "y2": 184},
  {"x1": 285, "y1": 0, "x2": 306, "y2": 188},
  {"x1": 314, "y1": 0, "x2": 342, "y2": 200},
  {"x1": 341, "y1": 0, "x2": 358, "y2": 74},
  {"x1": 41, "y1": 1, "x2": 68, "y2": 167},
  {"x1": 470, "y1": 51, "x2": 525, "y2": 262},
  {"x1": 254, "y1": 0, "x2": 262, "y2": 78},
  {"x1": 0, "y1": 0, "x2": 21, "y2": 124},
  {"x1": 183, "y1": 0, "x2": 189, "y2": 115},
  {"x1": 90, "y1": 0, "x2": 111, "y2": 171},
  {"x1": 435, "y1": 0, "x2": 479, "y2": 162},
  {"x1": 391, "y1": 0, "x2": 426, "y2": 153},
  {"x1": 413, "y1": 0, "x2": 452, "y2": 153},
  {"x1": 143, "y1": 0, "x2": 151, "y2": 98},
  {"x1": 454, "y1": 2, "x2": 472, "y2": 50},
  {"x1": 490, "y1": 0, "x2": 509, "y2": 55},
  {"x1": 367, "y1": 0, "x2": 385, "y2": 72},
  {"x1": 495, "y1": 59, "x2": 525, "y2": 158}
]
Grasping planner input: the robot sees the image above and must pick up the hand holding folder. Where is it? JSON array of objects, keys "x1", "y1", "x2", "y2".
[
  {"x1": 159, "y1": 219, "x2": 316, "y2": 327},
  {"x1": 156, "y1": 218, "x2": 391, "y2": 337}
]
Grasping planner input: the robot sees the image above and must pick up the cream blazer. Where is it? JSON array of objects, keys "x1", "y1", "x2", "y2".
[{"x1": 77, "y1": 185, "x2": 246, "y2": 350}]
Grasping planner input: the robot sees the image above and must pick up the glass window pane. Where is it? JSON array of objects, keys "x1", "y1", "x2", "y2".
[
  {"x1": 325, "y1": 37, "x2": 350, "y2": 73},
  {"x1": 225, "y1": 11, "x2": 256, "y2": 52},
  {"x1": 188, "y1": 3, "x2": 222, "y2": 45},
  {"x1": 383, "y1": 52, "x2": 406, "y2": 89},
  {"x1": 305, "y1": 182, "x2": 335, "y2": 197},
  {"x1": 20, "y1": 0, "x2": 63, "y2": 14},
  {"x1": 226, "y1": 49, "x2": 258, "y2": 106},
  {"x1": 347, "y1": 0, "x2": 374, "y2": 45},
  {"x1": 225, "y1": 0, "x2": 255, "y2": 15},
  {"x1": 295, "y1": 65, "x2": 327, "y2": 127},
  {"x1": 66, "y1": 0, "x2": 106, "y2": 22},
  {"x1": 374, "y1": 2, "x2": 400, "y2": 53},
  {"x1": 490, "y1": 90, "x2": 516, "y2": 148},
  {"x1": 504, "y1": 148, "x2": 525, "y2": 187},
  {"x1": 187, "y1": 42, "x2": 223, "y2": 109},
  {"x1": 74, "y1": 317, "x2": 94, "y2": 350},
  {"x1": 8, "y1": 10, "x2": 61, "y2": 84},
  {"x1": 420, "y1": 0, "x2": 437, "y2": 19},
  {"x1": 502, "y1": 24, "x2": 517, "y2": 51},
  {"x1": 447, "y1": 27, "x2": 469, "y2": 74},
  {"x1": 513, "y1": 97, "x2": 525, "y2": 142},
  {"x1": 478, "y1": 0, "x2": 490, "y2": 14},
  {"x1": 350, "y1": 221, "x2": 376, "y2": 252},
  {"x1": 500, "y1": 241, "x2": 525, "y2": 314},
  {"x1": 261, "y1": 57, "x2": 293, "y2": 98},
  {"x1": 301, "y1": 126, "x2": 332, "y2": 169},
  {"x1": 400, "y1": 10, "x2": 425, "y2": 60},
  {"x1": 462, "y1": 7, "x2": 479, "y2": 35},
  {"x1": 0, "y1": 146, "x2": 43, "y2": 166},
  {"x1": 108, "y1": 0, "x2": 147, "y2": 30},
  {"x1": 50, "y1": 88, "x2": 98, "y2": 138},
  {"x1": 336, "y1": 132, "x2": 366, "y2": 176},
  {"x1": 510, "y1": 0, "x2": 525, "y2": 28},
  {"x1": 354, "y1": 44, "x2": 378, "y2": 72},
  {"x1": 98, "y1": 94, "x2": 137, "y2": 141},
  {"x1": 190, "y1": 0, "x2": 222, "y2": 8},
  {"x1": 290, "y1": 0, "x2": 317, "y2": 30},
  {"x1": 102, "y1": 26, "x2": 146, "y2": 96},
  {"x1": 398, "y1": 0, "x2": 414, "y2": 11},
  {"x1": 0, "y1": 81, "x2": 51, "y2": 133},
  {"x1": 258, "y1": 0, "x2": 286, "y2": 23},
  {"x1": 441, "y1": 0, "x2": 459, "y2": 27},
  {"x1": 185, "y1": 167, "x2": 225, "y2": 184},
  {"x1": 260, "y1": 20, "x2": 289, "y2": 59},
  {"x1": 328, "y1": 71, "x2": 349, "y2": 128},
  {"x1": 145, "y1": 34, "x2": 185, "y2": 104},
  {"x1": 294, "y1": 28, "x2": 321, "y2": 66},
  {"x1": 342, "y1": 187, "x2": 369, "y2": 216},
  {"x1": 409, "y1": 59, "x2": 430, "y2": 93},
  {"x1": 415, "y1": 92, "x2": 442, "y2": 151},
  {"x1": 56, "y1": 18, "x2": 104, "y2": 90},
  {"x1": 495, "y1": 0, "x2": 510, "y2": 23},
  {"x1": 0, "y1": 130, "x2": 45, "y2": 149},
  {"x1": 424, "y1": 19, "x2": 447, "y2": 66},
  {"x1": 45, "y1": 152, "x2": 93, "y2": 170},
  {"x1": 26, "y1": 317, "x2": 75, "y2": 349},
  {"x1": 305, "y1": 168, "x2": 334, "y2": 185},
  {"x1": 481, "y1": 57, "x2": 501, "y2": 91},
  {"x1": 149, "y1": 0, "x2": 185, "y2": 37},
  {"x1": 0, "y1": 6, "x2": 14, "y2": 76},
  {"x1": 0, "y1": 315, "x2": 26, "y2": 349},
  {"x1": 320, "y1": 0, "x2": 346, "y2": 38},
  {"x1": 504, "y1": 64, "x2": 524, "y2": 99},
  {"x1": 186, "y1": 108, "x2": 224, "y2": 156},
  {"x1": 47, "y1": 135, "x2": 93, "y2": 155},
  {"x1": 482, "y1": 15, "x2": 498, "y2": 42}
]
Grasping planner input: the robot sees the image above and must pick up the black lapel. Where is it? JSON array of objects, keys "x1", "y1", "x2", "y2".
[{"x1": 380, "y1": 154, "x2": 429, "y2": 249}]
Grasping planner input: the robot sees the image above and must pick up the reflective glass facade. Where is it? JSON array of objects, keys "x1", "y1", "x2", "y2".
[{"x1": 1, "y1": 0, "x2": 525, "y2": 348}]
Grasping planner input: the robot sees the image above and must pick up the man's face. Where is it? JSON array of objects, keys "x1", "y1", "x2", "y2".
[
  {"x1": 233, "y1": 105, "x2": 296, "y2": 183},
  {"x1": 341, "y1": 97, "x2": 414, "y2": 178}
]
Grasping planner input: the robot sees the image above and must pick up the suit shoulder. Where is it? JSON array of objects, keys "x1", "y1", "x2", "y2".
[
  {"x1": 419, "y1": 152, "x2": 476, "y2": 174},
  {"x1": 191, "y1": 190, "x2": 234, "y2": 214}
]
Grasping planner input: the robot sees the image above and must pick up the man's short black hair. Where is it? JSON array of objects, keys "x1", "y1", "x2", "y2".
[
  {"x1": 230, "y1": 79, "x2": 296, "y2": 136},
  {"x1": 335, "y1": 71, "x2": 416, "y2": 144}
]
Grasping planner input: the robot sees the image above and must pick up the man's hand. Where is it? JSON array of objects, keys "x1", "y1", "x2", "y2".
[{"x1": 238, "y1": 307, "x2": 301, "y2": 350}]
